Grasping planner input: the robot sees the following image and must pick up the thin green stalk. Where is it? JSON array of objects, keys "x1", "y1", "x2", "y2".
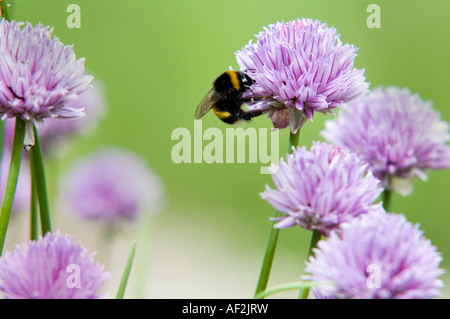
[
  {"x1": 0, "y1": 0, "x2": 11, "y2": 21},
  {"x1": 30, "y1": 164, "x2": 38, "y2": 240},
  {"x1": 382, "y1": 175, "x2": 392, "y2": 211},
  {"x1": 0, "y1": 118, "x2": 25, "y2": 254},
  {"x1": 254, "y1": 212, "x2": 281, "y2": 296},
  {"x1": 298, "y1": 229, "x2": 322, "y2": 299},
  {"x1": 381, "y1": 175, "x2": 392, "y2": 211},
  {"x1": 382, "y1": 188, "x2": 391, "y2": 211},
  {"x1": 116, "y1": 240, "x2": 137, "y2": 299},
  {"x1": 134, "y1": 213, "x2": 153, "y2": 298},
  {"x1": 254, "y1": 130, "x2": 301, "y2": 298},
  {"x1": 255, "y1": 280, "x2": 331, "y2": 299},
  {"x1": 288, "y1": 129, "x2": 301, "y2": 150},
  {"x1": 29, "y1": 125, "x2": 51, "y2": 235}
]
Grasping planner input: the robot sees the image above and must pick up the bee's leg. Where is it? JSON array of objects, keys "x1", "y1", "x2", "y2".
[
  {"x1": 239, "y1": 108, "x2": 270, "y2": 121},
  {"x1": 241, "y1": 96, "x2": 270, "y2": 103}
]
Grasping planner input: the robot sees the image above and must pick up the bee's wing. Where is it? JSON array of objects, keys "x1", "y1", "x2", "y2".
[{"x1": 195, "y1": 88, "x2": 222, "y2": 119}]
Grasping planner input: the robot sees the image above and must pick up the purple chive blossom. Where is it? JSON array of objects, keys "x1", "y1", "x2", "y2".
[
  {"x1": 261, "y1": 141, "x2": 382, "y2": 236},
  {"x1": 3, "y1": 82, "x2": 105, "y2": 154},
  {"x1": 0, "y1": 20, "x2": 92, "y2": 121},
  {"x1": 0, "y1": 231, "x2": 110, "y2": 299},
  {"x1": 61, "y1": 148, "x2": 165, "y2": 223},
  {"x1": 322, "y1": 87, "x2": 450, "y2": 195},
  {"x1": 304, "y1": 211, "x2": 444, "y2": 299},
  {"x1": 236, "y1": 18, "x2": 368, "y2": 133}
]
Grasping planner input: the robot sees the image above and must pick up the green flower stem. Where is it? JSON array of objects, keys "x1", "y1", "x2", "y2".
[
  {"x1": 116, "y1": 240, "x2": 137, "y2": 299},
  {"x1": 255, "y1": 280, "x2": 330, "y2": 299},
  {"x1": 382, "y1": 176, "x2": 392, "y2": 211},
  {"x1": 254, "y1": 130, "x2": 301, "y2": 298},
  {"x1": 298, "y1": 229, "x2": 322, "y2": 299},
  {"x1": 288, "y1": 129, "x2": 301, "y2": 150},
  {"x1": 134, "y1": 213, "x2": 153, "y2": 298},
  {"x1": 254, "y1": 211, "x2": 281, "y2": 297},
  {"x1": 0, "y1": 0, "x2": 11, "y2": 21},
  {"x1": 29, "y1": 125, "x2": 51, "y2": 235},
  {"x1": 30, "y1": 164, "x2": 38, "y2": 240},
  {"x1": 0, "y1": 118, "x2": 25, "y2": 255},
  {"x1": 382, "y1": 189, "x2": 391, "y2": 211}
]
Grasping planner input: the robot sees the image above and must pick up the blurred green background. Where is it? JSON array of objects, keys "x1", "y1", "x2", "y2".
[{"x1": 6, "y1": 0, "x2": 450, "y2": 298}]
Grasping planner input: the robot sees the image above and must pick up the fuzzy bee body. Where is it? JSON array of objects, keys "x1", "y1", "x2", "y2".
[{"x1": 195, "y1": 70, "x2": 265, "y2": 124}]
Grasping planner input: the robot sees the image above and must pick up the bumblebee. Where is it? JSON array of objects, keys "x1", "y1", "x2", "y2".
[{"x1": 195, "y1": 70, "x2": 266, "y2": 124}]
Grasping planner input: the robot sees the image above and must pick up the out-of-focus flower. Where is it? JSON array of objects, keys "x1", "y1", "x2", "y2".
[
  {"x1": 0, "y1": 149, "x2": 30, "y2": 214},
  {"x1": 37, "y1": 82, "x2": 107, "y2": 152},
  {"x1": 304, "y1": 211, "x2": 444, "y2": 299},
  {"x1": 261, "y1": 141, "x2": 382, "y2": 236},
  {"x1": 0, "y1": 20, "x2": 92, "y2": 122},
  {"x1": 236, "y1": 18, "x2": 368, "y2": 133},
  {"x1": 0, "y1": 231, "x2": 110, "y2": 299},
  {"x1": 322, "y1": 87, "x2": 450, "y2": 195},
  {"x1": 61, "y1": 148, "x2": 165, "y2": 223}
]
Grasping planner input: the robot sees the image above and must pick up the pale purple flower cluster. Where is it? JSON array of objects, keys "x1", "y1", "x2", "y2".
[
  {"x1": 304, "y1": 211, "x2": 444, "y2": 299},
  {"x1": 0, "y1": 20, "x2": 92, "y2": 121},
  {"x1": 322, "y1": 87, "x2": 450, "y2": 195},
  {"x1": 236, "y1": 18, "x2": 368, "y2": 133},
  {"x1": 261, "y1": 142, "x2": 382, "y2": 235},
  {"x1": 61, "y1": 148, "x2": 165, "y2": 223},
  {"x1": 2, "y1": 82, "x2": 106, "y2": 153},
  {"x1": 0, "y1": 231, "x2": 110, "y2": 299}
]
